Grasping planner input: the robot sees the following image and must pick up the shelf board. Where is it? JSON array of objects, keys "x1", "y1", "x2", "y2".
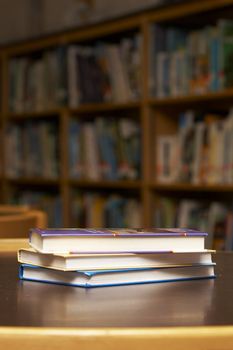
[
  {"x1": 5, "y1": 15, "x2": 141, "y2": 57},
  {"x1": 70, "y1": 179, "x2": 142, "y2": 189},
  {"x1": 7, "y1": 178, "x2": 60, "y2": 186},
  {"x1": 7, "y1": 109, "x2": 63, "y2": 119},
  {"x1": 69, "y1": 101, "x2": 141, "y2": 114},
  {"x1": 150, "y1": 183, "x2": 233, "y2": 192},
  {"x1": 6, "y1": 178, "x2": 142, "y2": 189},
  {"x1": 6, "y1": 102, "x2": 141, "y2": 119},
  {"x1": 149, "y1": 89, "x2": 233, "y2": 107},
  {"x1": 147, "y1": 0, "x2": 233, "y2": 23}
]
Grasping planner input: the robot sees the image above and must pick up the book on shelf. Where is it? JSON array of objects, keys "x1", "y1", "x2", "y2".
[
  {"x1": 5, "y1": 121, "x2": 59, "y2": 179},
  {"x1": 29, "y1": 228, "x2": 207, "y2": 254},
  {"x1": 82, "y1": 122, "x2": 101, "y2": 180},
  {"x1": 156, "y1": 109, "x2": 233, "y2": 185},
  {"x1": 219, "y1": 19, "x2": 233, "y2": 89},
  {"x1": 18, "y1": 248, "x2": 214, "y2": 271},
  {"x1": 155, "y1": 197, "x2": 232, "y2": 250},
  {"x1": 71, "y1": 193, "x2": 142, "y2": 228},
  {"x1": 149, "y1": 18, "x2": 233, "y2": 97},
  {"x1": 97, "y1": 34, "x2": 141, "y2": 103},
  {"x1": 8, "y1": 34, "x2": 141, "y2": 113},
  {"x1": 11, "y1": 191, "x2": 62, "y2": 227},
  {"x1": 19, "y1": 263, "x2": 215, "y2": 288},
  {"x1": 95, "y1": 117, "x2": 117, "y2": 180},
  {"x1": 9, "y1": 46, "x2": 67, "y2": 113},
  {"x1": 68, "y1": 117, "x2": 141, "y2": 181},
  {"x1": 156, "y1": 135, "x2": 178, "y2": 183},
  {"x1": 68, "y1": 120, "x2": 83, "y2": 178}
]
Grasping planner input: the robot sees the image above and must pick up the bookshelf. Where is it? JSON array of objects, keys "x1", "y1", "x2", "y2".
[{"x1": 2, "y1": 0, "x2": 233, "y2": 247}]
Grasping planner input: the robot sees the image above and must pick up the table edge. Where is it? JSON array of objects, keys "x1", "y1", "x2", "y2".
[{"x1": 0, "y1": 326, "x2": 233, "y2": 350}]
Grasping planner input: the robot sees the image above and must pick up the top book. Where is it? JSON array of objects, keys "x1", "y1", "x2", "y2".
[{"x1": 29, "y1": 228, "x2": 207, "y2": 254}]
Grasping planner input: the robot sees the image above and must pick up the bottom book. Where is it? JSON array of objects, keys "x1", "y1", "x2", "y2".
[{"x1": 19, "y1": 263, "x2": 215, "y2": 288}]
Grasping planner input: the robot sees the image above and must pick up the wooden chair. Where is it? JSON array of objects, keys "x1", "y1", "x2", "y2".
[
  {"x1": 0, "y1": 205, "x2": 30, "y2": 216},
  {"x1": 0, "y1": 209, "x2": 48, "y2": 238}
]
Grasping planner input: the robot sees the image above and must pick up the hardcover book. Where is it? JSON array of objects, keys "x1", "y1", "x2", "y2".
[
  {"x1": 29, "y1": 228, "x2": 208, "y2": 254},
  {"x1": 19, "y1": 263, "x2": 215, "y2": 288},
  {"x1": 18, "y1": 248, "x2": 214, "y2": 271}
]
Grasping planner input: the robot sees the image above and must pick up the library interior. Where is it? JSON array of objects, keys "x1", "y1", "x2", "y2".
[
  {"x1": 1, "y1": 0, "x2": 233, "y2": 250},
  {"x1": 1, "y1": 1, "x2": 233, "y2": 349}
]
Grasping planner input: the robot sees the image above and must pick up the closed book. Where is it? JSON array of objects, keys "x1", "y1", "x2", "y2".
[
  {"x1": 82, "y1": 122, "x2": 101, "y2": 180},
  {"x1": 18, "y1": 248, "x2": 214, "y2": 271},
  {"x1": 19, "y1": 263, "x2": 215, "y2": 288},
  {"x1": 29, "y1": 228, "x2": 207, "y2": 254},
  {"x1": 67, "y1": 45, "x2": 80, "y2": 108},
  {"x1": 156, "y1": 135, "x2": 178, "y2": 183}
]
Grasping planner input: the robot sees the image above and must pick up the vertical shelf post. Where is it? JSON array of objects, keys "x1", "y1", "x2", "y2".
[
  {"x1": 59, "y1": 109, "x2": 71, "y2": 226},
  {"x1": 1, "y1": 53, "x2": 10, "y2": 202},
  {"x1": 140, "y1": 17, "x2": 155, "y2": 226}
]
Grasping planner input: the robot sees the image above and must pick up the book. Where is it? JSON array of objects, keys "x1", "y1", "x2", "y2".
[
  {"x1": 176, "y1": 200, "x2": 200, "y2": 228},
  {"x1": 18, "y1": 248, "x2": 214, "y2": 271},
  {"x1": 82, "y1": 122, "x2": 101, "y2": 180},
  {"x1": 29, "y1": 228, "x2": 207, "y2": 254},
  {"x1": 192, "y1": 121, "x2": 205, "y2": 184},
  {"x1": 12, "y1": 191, "x2": 62, "y2": 227},
  {"x1": 105, "y1": 44, "x2": 132, "y2": 102},
  {"x1": 19, "y1": 263, "x2": 215, "y2": 288},
  {"x1": 149, "y1": 19, "x2": 233, "y2": 98},
  {"x1": 209, "y1": 26, "x2": 221, "y2": 91},
  {"x1": 154, "y1": 197, "x2": 233, "y2": 250},
  {"x1": 71, "y1": 192, "x2": 142, "y2": 228},
  {"x1": 156, "y1": 108, "x2": 233, "y2": 185},
  {"x1": 5, "y1": 120, "x2": 59, "y2": 179},
  {"x1": 9, "y1": 49, "x2": 67, "y2": 113},
  {"x1": 156, "y1": 135, "x2": 178, "y2": 183},
  {"x1": 219, "y1": 19, "x2": 233, "y2": 89},
  {"x1": 155, "y1": 197, "x2": 176, "y2": 227},
  {"x1": 178, "y1": 111, "x2": 196, "y2": 182}
]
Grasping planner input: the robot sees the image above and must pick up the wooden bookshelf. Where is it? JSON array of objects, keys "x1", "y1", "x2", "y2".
[
  {"x1": 7, "y1": 109, "x2": 62, "y2": 120},
  {"x1": 150, "y1": 183, "x2": 233, "y2": 193},
  {"x1": 149, "y1": 89, "x2": 233, "y2": 108},
  {"x1": 69, "y1": 101, "x2": 142, "y2": 114},
  {"x1": 6, "y1": 102, "x2": 141, "y2": 119},
  {"x1": 2, "y1": 0, "x2": 233, "y2": 237},
  {"x1": 69, "y1": 179, "x2": 142, "y2": 189},
  {"x1": 7, "y1": 178, "x2": 60, "y2": 186}
]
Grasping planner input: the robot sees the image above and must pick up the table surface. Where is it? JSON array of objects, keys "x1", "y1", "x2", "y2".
[{"x1": 0, "y1": 249, "x2": 232, "y2": 328}]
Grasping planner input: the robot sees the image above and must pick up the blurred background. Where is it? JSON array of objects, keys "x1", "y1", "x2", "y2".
[
  {"x1": 0, "y1": 0, "x2": 177, "y2": 44},
  {"x1": 1, "y1": 0, "x2": 233, "y2": 251}
]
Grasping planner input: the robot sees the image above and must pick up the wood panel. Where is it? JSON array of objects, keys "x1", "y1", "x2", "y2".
[{"x1": 0, "y1": 326, "x2": 233, "y2": 350}]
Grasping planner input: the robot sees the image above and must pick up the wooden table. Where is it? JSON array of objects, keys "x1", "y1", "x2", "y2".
[{"x1": 0, "y1": 239, "x2": 233, "y2": 349}]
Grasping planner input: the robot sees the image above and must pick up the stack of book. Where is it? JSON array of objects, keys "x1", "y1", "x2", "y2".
[{"x1": 18, "y1": 228, "x2": 216, "y2": 288}]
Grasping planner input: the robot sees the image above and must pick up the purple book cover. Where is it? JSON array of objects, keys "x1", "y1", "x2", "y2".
[{"x1": 30, "y1": 228, "x2": 208, "y2": 239}]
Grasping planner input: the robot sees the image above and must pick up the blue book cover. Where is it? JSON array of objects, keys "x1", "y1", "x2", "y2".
[
  {"x1": 210, "y1": 28, "x2": 220, "y2": 91},
  {"x1": 30, "y1": 227, "x2": 208, "y2": 238},
  {"x1": 95, "y1": 118, "x2": 113, "y2": 179},
  {"x1": 19, "y1": 263, "x2": 216, "y2": 288},
  {"x1": 98, "y1": 118, "x2": 118, "y2": 180}
]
